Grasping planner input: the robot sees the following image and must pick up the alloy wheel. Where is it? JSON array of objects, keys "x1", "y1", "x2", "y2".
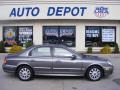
[
  {"x1": 17, "y1": 66, "x2": 33, "y2": 81},
  {"x1": 87, "y1": 66, "x2": 103, "y2": 81}
]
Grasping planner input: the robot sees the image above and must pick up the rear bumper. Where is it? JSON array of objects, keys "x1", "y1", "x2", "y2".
[{"x1": 2, "y1": 64, "x2": 17, "y2": 73}]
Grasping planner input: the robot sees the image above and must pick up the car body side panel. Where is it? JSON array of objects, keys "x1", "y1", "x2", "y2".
[
  {"x1": 28, "y1": 56, "x2": 53, "y2": 75},
  {"x1": 26, "y1": 46, "x2": 53, "y2": 74},
  {"x1": 52, "y1": 57, "x2": 84, "y2": 75}
]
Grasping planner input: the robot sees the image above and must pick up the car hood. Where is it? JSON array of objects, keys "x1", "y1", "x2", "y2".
[{"x1": 82, "y1": 54, "x2": 107, "y2": 62}]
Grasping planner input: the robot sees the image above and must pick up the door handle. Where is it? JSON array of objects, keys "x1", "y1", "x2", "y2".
[
  {"x1": 30, "y1": 60, "x2": 35, "y2": 62},
  {"x1": 56, "y1": 60, "x2": 61, "y2": 63}
]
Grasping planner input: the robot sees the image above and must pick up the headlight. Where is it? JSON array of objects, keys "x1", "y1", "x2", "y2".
[{"x1": 107, "y1": 60, "x2": 113, "y2": 65}]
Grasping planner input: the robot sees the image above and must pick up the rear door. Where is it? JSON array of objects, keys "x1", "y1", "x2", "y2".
[{"x1": 28, "y1": 46, "x2": 53, "y2": 74}]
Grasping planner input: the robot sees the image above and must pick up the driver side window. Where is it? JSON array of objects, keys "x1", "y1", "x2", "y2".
[{"x1": 54, "y1": 48, "x2": 73, "y2": 57}]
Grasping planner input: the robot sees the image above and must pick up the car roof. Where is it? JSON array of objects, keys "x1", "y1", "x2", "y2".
[{"x1": 34, "y1": 44, "x2": 67, "y2": 48}]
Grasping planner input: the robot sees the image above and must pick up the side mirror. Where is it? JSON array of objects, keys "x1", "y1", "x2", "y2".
[{"x1": 71, "y1": 55, "x2": 76, "y2": 60}]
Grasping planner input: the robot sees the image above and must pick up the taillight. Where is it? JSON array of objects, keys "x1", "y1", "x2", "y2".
[{"x1": 3, "y1": 57, "x2": 7, "y2": 64}]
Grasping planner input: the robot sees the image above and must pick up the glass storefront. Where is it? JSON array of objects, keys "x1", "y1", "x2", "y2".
[
  {"x1": 43, "y1": 26, "x2": 76, "y2": 47},
  {"x1": 85, "y1": 26, "x2": 116, "y2": 47},
  {"x1": 2, "y1": 25, "x2": 117, "y2": 48}
]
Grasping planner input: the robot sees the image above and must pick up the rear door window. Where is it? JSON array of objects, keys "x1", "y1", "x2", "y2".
[{"x1": 30, "y1": 47, "x2": 51, "y2": 57}]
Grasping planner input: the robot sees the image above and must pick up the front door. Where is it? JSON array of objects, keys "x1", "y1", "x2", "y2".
[{"x1": 52, "y1": 47, "x2": 83, "y2": 75}]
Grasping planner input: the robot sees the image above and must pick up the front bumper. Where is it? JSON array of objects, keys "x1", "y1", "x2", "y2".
[
  {"x1": 2, "y1": 64, "x2": 17, "y2": 73},
  {"x1": 103, "y1": 65, "x2": 114, "y2": 76}
]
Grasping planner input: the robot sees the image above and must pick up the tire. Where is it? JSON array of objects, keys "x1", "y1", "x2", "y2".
[
  {"x1": 86, "y1": 66, "x2": 103, "y2": 81},
  {"x1": 17, "y1": 65, "x2": 33, "y2": 81}
]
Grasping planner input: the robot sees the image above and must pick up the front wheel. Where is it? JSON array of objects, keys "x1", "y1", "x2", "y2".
[
  {"x1": 86, "y1": 66, "x2": 103, "y2": 81},
  {"x1": 17, "y1": 66, "x2": 33, "y2": 81}
]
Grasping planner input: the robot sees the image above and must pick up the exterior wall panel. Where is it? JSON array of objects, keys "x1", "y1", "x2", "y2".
[{"x1": 0, "y1": 1, "x2": 120, "y2": 52}]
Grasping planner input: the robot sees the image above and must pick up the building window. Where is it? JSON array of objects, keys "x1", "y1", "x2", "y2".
[
  {"x1": 85, "y1": 26, "x2": 100, "y2": 47},
  {"x1": 85, "y1": 26, "x2": 116, "y2": 47},
  {"x1": 3, "y1": 26, "x2": 33, "y2": 47},
  {"x1": 101, "y1": 26, "x2": 116, "y2": 46},
  {"x1": 3, "y1": 26, "x2": 18, "y2": 47},
  {"x1": 18, "y1": 26, "x2": 33, "y2": 46},
  {"x1": 43, "y1": 26, "x2": 76, "y2": 47}
]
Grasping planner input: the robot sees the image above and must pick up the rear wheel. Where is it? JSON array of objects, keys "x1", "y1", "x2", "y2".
[
  {"x1": 17, "y1": 66, "x2": 33, "y2": 81},
  {"x1": 86, "y1": 66, "x2": 103, "y2": 81}
]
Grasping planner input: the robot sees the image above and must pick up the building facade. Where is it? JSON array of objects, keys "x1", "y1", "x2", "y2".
[{"x1": 0, "y1": 0, "x2": 120, "y2": 52}]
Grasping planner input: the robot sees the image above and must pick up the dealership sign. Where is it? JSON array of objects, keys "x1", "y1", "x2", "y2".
[
  {"x1": 9, "y1": 7, "x2": 40, "y2": 17},
  {"x1": 9, "y1": 6, "x2": 87, "y2": 17},
  {"x1": 0, "y1": 4, "x2": 120, "y2": 20}
]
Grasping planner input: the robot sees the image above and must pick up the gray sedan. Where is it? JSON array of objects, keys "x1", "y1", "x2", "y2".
[{"x1": 2, "y1": 44, "x2": 113, "y2": 81}]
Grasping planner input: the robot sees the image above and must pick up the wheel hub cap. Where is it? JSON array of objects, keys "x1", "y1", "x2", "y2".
[
  {"x1": 89, "y1": 68, "x2": 101, "y2": 80},
  {"x1": 19, "y1": 68, "x2": 31, "y2": 80}
]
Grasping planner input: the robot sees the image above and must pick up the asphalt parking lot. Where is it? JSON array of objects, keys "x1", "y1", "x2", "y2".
[{"x1": 0, "y1": 53, "x2": 120, "y2": 90}]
